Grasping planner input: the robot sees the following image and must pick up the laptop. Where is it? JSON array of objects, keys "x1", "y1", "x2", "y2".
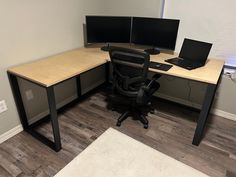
[{"x1": 165, "y1": 38, "x2": 212, "y2": 70}]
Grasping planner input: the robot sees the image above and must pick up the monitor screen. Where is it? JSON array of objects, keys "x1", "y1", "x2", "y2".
[
  {"x1": 86, "y1": 16, "x2": 132, "y2": 43},
  {"x1": 131, "y1": 17, "x2": 180, "y2": 50},
  {"x1": 179, "y1": 38, "x2": 212, "y2": 62}
]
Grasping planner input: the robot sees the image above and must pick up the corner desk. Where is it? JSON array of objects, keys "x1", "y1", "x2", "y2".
[{"x1": 7, "y1": 47, "x2": 224, "y2": 151}]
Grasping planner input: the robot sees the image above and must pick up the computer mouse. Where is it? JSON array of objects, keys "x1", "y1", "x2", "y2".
[{"x1": 156, "y1": 64, "x2": 162, "y2": 67}]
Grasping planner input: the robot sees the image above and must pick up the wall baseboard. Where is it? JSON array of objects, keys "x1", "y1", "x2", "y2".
[
  {"x1": 28, "y1": 94, "x2": 78, "y2": 125},
  {"x1": 0, "y1": 80, "x2": 105, "y2": 143},
  {"x1": 28, "y1": 79, "x2": 105, "y2": 125},
  {"x1": 211, "y1": 109, "x2": 236, "y2": 121},
  {"x1": 155, "y1": 92, "x2": 236, "y2": 122},
  {"x1": 0, "y1": 125, "x2": 23, "y2": 144}
]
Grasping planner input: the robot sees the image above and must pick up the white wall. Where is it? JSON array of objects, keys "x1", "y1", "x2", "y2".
[
  {"x1": 1, "y1": 0, "x2": 235, "y2": 138},
  {"x1": 163, "y1": 0, "x2": 236, "y2": 61},
  {"x1": 0, "y1": 0, "x2": 165, "y2": 136},
  {"x1": 103, "y1": 0, "x2": 163, "y2": 17},
  {"x1": 0, "y1": 0, "x2": 104, "y2": 135},
  {"x1": 162, "y1": 0, "x2": 236, "y2": 118}
]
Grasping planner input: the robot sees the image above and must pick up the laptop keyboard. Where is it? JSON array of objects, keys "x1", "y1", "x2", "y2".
[{"x1": 165, "y1": 57, "x2": 202, "y2": 70}]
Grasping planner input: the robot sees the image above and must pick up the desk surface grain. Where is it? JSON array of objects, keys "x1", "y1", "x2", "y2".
[
  {"x1": 8, "y1": 47, "x2": 224, "y2": 87},
  {"x1": 150, "y1": 52, "x2": 224, "y2": 84},
  {"x1": 8, "y1": 48, "x2": 108, "y2": 87}
]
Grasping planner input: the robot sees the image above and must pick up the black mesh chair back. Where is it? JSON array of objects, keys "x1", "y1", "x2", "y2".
[
  {"x1": 109, "y1": 46, "x2": 160, "y2": 129},
  {"x1": 109, "y1": 47, "x2": 150, "y2": 97}
]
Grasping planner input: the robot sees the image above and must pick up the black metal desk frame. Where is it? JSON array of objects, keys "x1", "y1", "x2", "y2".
[
  {"x1": 8, "y1": 63, "x2": 109, "y2": 152},
  {"x1": 154, "y1": 69, "x2": 223, "y2": 146},
  {"x1": 192, "y1": 69, "x2": 223, "y2": 145},
  {"x1": 8, "y1": 60, "x2": 223, "y2": 151}
]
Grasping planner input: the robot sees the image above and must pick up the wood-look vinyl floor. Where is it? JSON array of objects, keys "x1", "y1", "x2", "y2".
[{"x1": 0, "y1": 88, "x2": 236, "y2": 177}]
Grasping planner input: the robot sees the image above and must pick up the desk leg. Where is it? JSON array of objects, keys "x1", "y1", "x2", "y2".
[
  {"x1": 105, "y1": 62, "x2": 110, "y2": 84},
  {"x1": 7, "y1": 72, "x2": 29, "y2": 130},
  {"x1": 192, "y1": 84, "x2": 217, "y2": 145},
  {"x1": 8, "y1": 73, "x2": 61, "y2": 151},
  {"x1": 46, "y1": 86, "x2": 62, "y2": 151},
  {"x1": 76, "y1": 75, "x2": 82, "y2": 99}
]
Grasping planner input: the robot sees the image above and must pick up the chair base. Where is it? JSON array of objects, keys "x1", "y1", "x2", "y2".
[{"x1": 116, "y1": 108, "x2": 149, "y2": 129}]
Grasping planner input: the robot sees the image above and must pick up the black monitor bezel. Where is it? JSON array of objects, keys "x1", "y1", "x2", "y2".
[
  {"x1": 86, "y1": 15, "x2": 132, "y2": 44},
  {"x1": 131, "y1": 17, "x2": 180, "y2": 51}
]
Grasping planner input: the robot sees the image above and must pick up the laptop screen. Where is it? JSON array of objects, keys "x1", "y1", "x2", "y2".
[{"x1": 179, "y1": 38, "x2": 212, "y2": 63}]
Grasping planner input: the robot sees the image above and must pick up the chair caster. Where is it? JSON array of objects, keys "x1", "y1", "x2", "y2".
[
  {"x1": 143, "y1": 124, "x2": 148, "y2": 129},
  {"x1": 116, "y1": 122, "x2": 121, "y2": 127}
]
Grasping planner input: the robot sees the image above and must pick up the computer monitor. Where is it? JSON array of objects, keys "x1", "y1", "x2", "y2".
[
  {"x1": 86, "y1": 16, "x2": 132, "y2": 51},
  {"x1": 131, "y1": 17, "x2": 180, "y2": 54}
]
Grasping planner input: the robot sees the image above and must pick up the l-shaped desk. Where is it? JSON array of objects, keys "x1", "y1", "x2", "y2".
[{"x1": 7, "y1": 47, "x2": 224, "y2": 151}]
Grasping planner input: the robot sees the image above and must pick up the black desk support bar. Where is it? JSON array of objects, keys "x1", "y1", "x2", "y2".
[
  {"x1": 192, "y1": 69, "x2": 223, "y2": 145},
  {"x1": 192, "y1": 84, "x2": 217, "y2": 145},
  {"x1": 7, "y1": 63, "x2": 109, "y2": 152},
  {"x1": 8, "y1": 72, "x2": 62, "y2": 151},
  {"x1": 8, "y1": 73, "x2": 29, "y2": 130},
  {"x1": 105, "y1": 62, "x2": 110, "y2": 83},
  {"x1": 76, "y1": 75, "x2": 82, "y2": 99},
  {"x1": 8, "y1": 62, "x2": 222, "y2": 151},
  {"x1": 46, "y1": 86, "x2": 62, "y2": 151}
]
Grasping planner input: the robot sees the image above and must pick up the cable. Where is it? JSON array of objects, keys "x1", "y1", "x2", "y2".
[
  {"x1": 187, "y1": 80, "x2": 193, "y2": 104},
  {"x1": 187, "y1": 81, "x2": 192, "y2": 101},
  {"x1": 164, "y1": 76, "x2": 176, "y2": 81},
  {"x1": 164, "y1": 76, "x2": 194, "y2": 106},
  {"x1": 224, "y1": 72, "x2": 236, "y2": 83},
  {"x1": 187, "y1": 80, "x2": 197, "y2": 108},
  {"x1": 229, "y1": 74, "x2": 236, "y2": 83}
]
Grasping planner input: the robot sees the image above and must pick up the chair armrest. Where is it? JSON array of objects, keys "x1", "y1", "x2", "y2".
[
  {"x1": 136, "y1": 75, "x2": 161, "y2": 104},
  {"x1": 152, "y1": 74, "x2": 162, "y2": 80},
  {"x1": 146, "y1": 74, "x2": 161, "y2": 90}
]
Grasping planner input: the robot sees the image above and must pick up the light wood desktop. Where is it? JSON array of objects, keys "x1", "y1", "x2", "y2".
[
  {"x1": 8, "y1": 48, "x2": 108, "y2": 87},
  {"x1": 7, "y1": 47, "x2": 224, "y2": 151},
  {"x1": 150, "y1": 53, "x2": 224, "y2": 84},
  {"x1": 8, "y1": 47, "x2": 223, "y2": 87}
]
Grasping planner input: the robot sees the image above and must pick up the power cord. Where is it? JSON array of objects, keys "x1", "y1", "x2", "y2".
[
  {"x1": 224, "y1": 72, "x2": 236, "y2": 83},
  {"x1": 187, "y1": 80, "x2": 192, "y2": 101},
  {"x1": 187, "y1": 80, "x2": 194, "y2": 107},
  {"x1": 229, "y1": 75, "x2": 236, "y2": 83}
]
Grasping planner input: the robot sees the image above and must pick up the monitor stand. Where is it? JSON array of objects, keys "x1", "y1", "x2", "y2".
[
  {"x1": 144, "y1": 47, "x2": 160, "y2": 55},
  {"x1": 101, "y1": 43, "x2": 110, "y2": 52}
]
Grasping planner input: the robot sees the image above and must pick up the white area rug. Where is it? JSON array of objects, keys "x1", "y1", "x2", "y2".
[{"x1": 54, "y1": 128, "x2": 209, "y2": 177}]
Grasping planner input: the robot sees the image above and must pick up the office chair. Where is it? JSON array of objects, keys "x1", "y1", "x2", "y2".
[{"x1": 109, "y1": 46, "x2": 161, "y2": 129}]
